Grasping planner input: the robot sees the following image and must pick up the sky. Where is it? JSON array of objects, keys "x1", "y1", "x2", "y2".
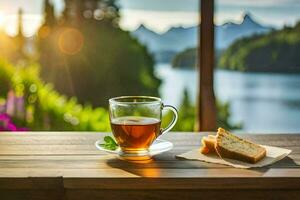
[{"x1": 0, "y1": 0, "x2": 299, "y2": 36}]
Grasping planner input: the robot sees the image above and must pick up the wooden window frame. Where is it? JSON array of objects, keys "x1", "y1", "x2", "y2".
[{"x1": 197, "y1": 0, "x2": 217, "y2": 131}]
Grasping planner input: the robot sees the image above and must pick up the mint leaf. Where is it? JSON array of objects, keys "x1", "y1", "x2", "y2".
[
  {"x1": 99, "y1": 136, "x2": 119, "y2": 150},
  {"x1": 104, "y1": 136, "x2": 118, "y2": 146}
]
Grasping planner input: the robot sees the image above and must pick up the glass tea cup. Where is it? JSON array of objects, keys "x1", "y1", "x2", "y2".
[{"x1": 109, "y1": 96, "x2": 178, "y2": 160}]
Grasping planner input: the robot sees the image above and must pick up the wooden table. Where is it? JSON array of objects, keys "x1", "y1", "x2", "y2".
[{"x1": 0, "y1": 132, "x2": 299, "y2": 200}]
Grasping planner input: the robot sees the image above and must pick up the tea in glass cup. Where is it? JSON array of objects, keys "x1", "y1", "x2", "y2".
[{"x1": 109, "y1": 96, "x2": 178, "y2": 160}]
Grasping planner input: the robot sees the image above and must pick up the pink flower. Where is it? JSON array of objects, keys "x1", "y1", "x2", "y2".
[
  {"x1": 6, "y1": 90, "x2": 15, "y2": 116},
  {"x1": 0, "y1": 113, "x2": 15, "y2": 131},
  {"x1": 0, "y1": 101, "x2": 5, "y2": 113},
  {"x1": 0, "y1": 113, "x2": 27, "y2": 131},
  {"x1": 15, "y1": 96, "x2": 25, "y2": 119}
]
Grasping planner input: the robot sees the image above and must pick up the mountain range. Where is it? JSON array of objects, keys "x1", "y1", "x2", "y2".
[{"x1": 131, "y1": 13, "x2": 273, "y2": 63}]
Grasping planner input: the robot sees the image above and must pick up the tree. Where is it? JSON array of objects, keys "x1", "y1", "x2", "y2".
[
  {"x1": 43, "y1": 0, "x2": 56, "y2": 26},
  {"x1": 37, "y1": 0, "x2": 59, "y2": 85},
  {"x1": 219, "y1": 21, "x2": 300, "y2": 73},
  {"x1": 38, "y1": 0, "x2": 160, "y2": 107},
  {"x1": 11, "y1": 8, "x2": 27, "y2": 63}
]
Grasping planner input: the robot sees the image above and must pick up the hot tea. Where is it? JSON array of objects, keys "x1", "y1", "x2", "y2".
[
  {"x1": 108, "y1": 96, "x2": 178, "y2": 160},
  {"x1": 110, "y1": 116, "x2": 161, "y2": 151}
]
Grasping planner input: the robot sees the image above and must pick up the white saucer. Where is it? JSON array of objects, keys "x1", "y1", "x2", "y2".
[{"x1": 95, "y1": 138, "x2": 173, "y2": 161}]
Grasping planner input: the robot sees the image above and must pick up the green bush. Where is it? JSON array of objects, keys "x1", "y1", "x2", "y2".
[
  {"x1": 0, "y1": 60, "x2": 110, "y2": 131},
  {"x1": 1, "y1": 61, "x2": 240, "y2": 132},
  {"x1": 162, "y1": 89, "x2": 242, "y2": 132}
]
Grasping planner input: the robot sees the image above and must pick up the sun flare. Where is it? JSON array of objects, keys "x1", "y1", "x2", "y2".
[{"x1": 0, "y1": 11, "x2": 5, "y2": 28}]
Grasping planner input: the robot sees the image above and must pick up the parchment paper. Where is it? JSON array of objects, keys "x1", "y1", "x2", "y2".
[{"x1": 176, "y1": 145, "x2": 291, "y2": 168}]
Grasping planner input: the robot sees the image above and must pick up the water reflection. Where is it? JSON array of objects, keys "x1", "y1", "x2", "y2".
[{"x1": 156, "y1": 63, "x2": 300, "y2": 133}]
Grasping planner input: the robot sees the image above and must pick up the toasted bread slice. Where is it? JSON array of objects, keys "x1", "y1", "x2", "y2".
[
  {"x1": 200, "y1": 135, "x2": 216, "y2": 154},
  {"x1": 215, "y1": 128, "x2": 266, "y2": 163}
]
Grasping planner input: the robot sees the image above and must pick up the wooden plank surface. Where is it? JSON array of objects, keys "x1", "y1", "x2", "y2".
[
  {"x1": 64, "y1": 189, "x2": 300, "y2": 200},
  {"x1": 0, "y1": 132, "x2": 299, "y2": 200}
]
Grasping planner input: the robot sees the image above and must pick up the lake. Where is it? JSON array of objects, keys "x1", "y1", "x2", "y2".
[{"x1": 155, "y1": 63, "x2": 300, "y2": 133}]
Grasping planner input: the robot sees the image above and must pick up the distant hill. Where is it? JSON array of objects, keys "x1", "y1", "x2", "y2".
[
  {"x1": 133, "y1": 24, "x2": 197, "y2": 52},
  {"x1": 172, "y1": 48, "x2": 197, "y2": 69},
  {"x1": 132, "y1": 25, "x2": 197, "y2": 63},
  {"x1": 172, "y1": 48, "x2": 223, "y2": 69},
  {"x1": 219, "y1": 21, "x2": 300, "y2": 73},
  {"x1": 132, "y1": 13, "x2": 272, "y2": 63},
  {"x1": 215, "y1": 13, "x2": 271, "y2": 49}
]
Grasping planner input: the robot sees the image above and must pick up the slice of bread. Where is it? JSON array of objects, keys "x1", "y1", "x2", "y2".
[
  {"x1": 215, "y1": 128, "x2": 266, "y2": 163},
  {"x1": 200, "y1": 135, "x2": 216, "y2": 154}
]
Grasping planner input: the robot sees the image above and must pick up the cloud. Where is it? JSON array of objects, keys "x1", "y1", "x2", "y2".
[
  {"x1": 119, "y1": 0, "x2": 198, "y2": 12},
  {"x1": 0, "y1": 0, "x2": 43, "y2": 15},
  {"x1": 4, "y1": 14, "x2": 42, "y2": 37},
  {"x1": 218, "y1": 0, "x2": 300, "y2": 7},
  {"x1": 119, "y1": 9, "x2": 198, "y2": 33},
  {"x1": 119, "y1": 0, "x2": 300, "y2": 12}
]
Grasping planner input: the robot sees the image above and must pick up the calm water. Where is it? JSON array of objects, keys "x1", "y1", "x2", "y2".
[{"x1": 155, "y1": 63, "x2": 300, "y2": 133}]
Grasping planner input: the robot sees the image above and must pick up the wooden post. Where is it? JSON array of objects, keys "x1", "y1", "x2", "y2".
[{"x1": 196, "y1": 0, "x2": 217, "y2": 131}]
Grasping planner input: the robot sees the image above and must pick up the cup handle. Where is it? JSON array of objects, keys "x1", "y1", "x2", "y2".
[{"x1": 160, "y1": 104, "x2": 178, "y2": 135}]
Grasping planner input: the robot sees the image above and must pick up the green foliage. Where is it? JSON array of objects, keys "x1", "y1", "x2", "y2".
[
  {"x1": 0, "y1": 60, "x2": 110, "y2": 131},
  {"x1": 1, "y1": 60, "x2": 240, "y2": 132},
  {"x1": 172, "y1": 48, "x2": 197, "y2": 69},
  {"x1": 162, "y1": 89, "x2": 241, "y2": 131},
  {"x1": 38, "y1": 0, "x2": 160, "y2": 107},
  {"x1": 219, "y1": 21, "x2": 300, "y2": 73},
  {"x1": 99, "y1": 136, "x2": 119, "y2": 150},
  {"x1": 216, "y1": 100, "x2": 242, "y2": 130},
  {"x1": 172, "y1": 47, "x2": 223, "y2": 69},
  {"x1": 43, "y1": 0, "x2": 56, "y2": 26}
]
